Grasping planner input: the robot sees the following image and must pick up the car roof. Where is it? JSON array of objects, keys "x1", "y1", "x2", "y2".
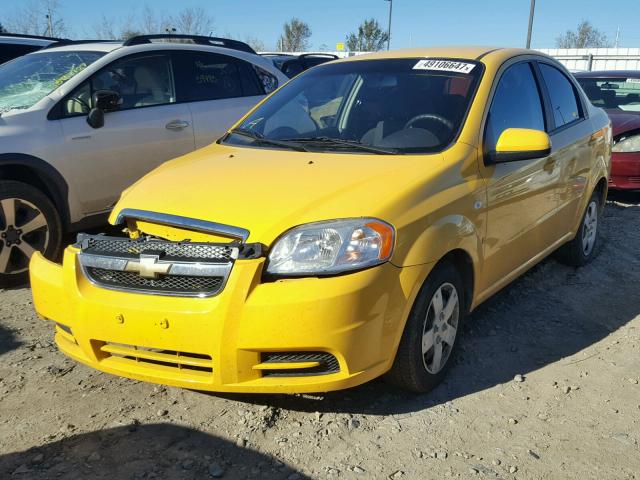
[
  {"x1": 573, "y1": 70, "x2": 640, "y2": 78},
  {"x1": 335, "y1": 46, "x2": 545, "y2": 65},
  {"x1": 0, "y1": 34, "x2": 60, "y2": 47}
]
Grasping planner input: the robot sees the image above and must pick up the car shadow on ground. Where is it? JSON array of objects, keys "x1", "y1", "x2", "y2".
[
  {"x1": 211, "y1": 199, "x2": 640, "y2": 416},
  {"x1": 0, "y1": 423, "x2": 309, "y2": 479},
  {"x1": 0, "y1": 323, "x2": 22, "y2": 356}
]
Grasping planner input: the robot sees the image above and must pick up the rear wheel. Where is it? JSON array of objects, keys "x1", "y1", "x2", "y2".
[
  {"x1": 385, "y1": 261, "x2": 466, "y2": 393},
  {"x1": 0, "y1": 181, "x2": 62, "y2": 287},
  {"x1": 556, "y1": 190, "x2": 601, "y2": 267}
]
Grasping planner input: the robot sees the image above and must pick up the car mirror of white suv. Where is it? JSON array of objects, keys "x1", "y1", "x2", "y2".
[{"x1": 87, "y1": 90, "x2": 122, "y2": 129}]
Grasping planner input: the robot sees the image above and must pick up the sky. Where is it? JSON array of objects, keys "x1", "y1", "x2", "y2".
[{"x1": 3, "y1": 0, "x2": 640, "y2": 50}]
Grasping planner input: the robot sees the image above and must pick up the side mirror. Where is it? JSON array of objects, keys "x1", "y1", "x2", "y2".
[
  {"x1": 86, "y1": 90, "x2": 121, "y2": 129},
  {"x1": 487, "y1": 128, "x2": 551, "y2": 164},
  {"x1": 86, "y1": 108, "x2": 104, "y2": 129}
]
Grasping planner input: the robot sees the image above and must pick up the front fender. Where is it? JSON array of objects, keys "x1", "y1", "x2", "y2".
[{"x1": 393, "y1": 213, "x2": 482, "y2": 269}]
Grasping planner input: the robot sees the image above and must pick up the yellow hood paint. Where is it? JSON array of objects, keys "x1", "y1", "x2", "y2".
[{"x1": 111, "y1": 142, "x2": 447, "y2": 247}]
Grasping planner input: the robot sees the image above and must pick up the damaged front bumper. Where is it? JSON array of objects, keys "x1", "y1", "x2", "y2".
[{"x1": 30, "y1": 233, "x2": 430, "y2": 393}]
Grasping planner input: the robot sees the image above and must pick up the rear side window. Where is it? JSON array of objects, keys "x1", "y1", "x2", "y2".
[
  {"x1": 174, "y1": 51, "x2": 264, "y2": 102},
  {"x1": 485, "y1": 62, "x2": 545, "y2": 152},
  {"x1": 539, "y1": 63, "x2": 581, "y2": 128}
]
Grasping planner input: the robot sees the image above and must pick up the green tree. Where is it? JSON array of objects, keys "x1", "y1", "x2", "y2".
[
  {"x1": 346, "y1": 19, "x2": 389, "y2": 52},
  {"x1": 556, "y1": 21, "x2": 610, "y2": 48},
  {"x1": 278, "y1": 18, "x2": 311, "y2": 52}
]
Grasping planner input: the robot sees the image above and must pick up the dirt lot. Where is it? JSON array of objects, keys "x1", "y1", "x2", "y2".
[{"x1": 1, "y1": 193, "x2": 639, "y2": 480}]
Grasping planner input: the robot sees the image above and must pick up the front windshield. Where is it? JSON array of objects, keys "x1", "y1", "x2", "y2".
[
  {"x1": 223, "y1": 58, "x2": 483, "y2": 154},
  {"x1": 577, "y1": 77, "x2": 640, "y2": 112},
  {"x1": 0, "y1": 51, "x2": 104, "y2": 114}
]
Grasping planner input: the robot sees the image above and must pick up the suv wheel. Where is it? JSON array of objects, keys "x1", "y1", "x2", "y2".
[
  {"x1": 385, "y1": 261, "x2": 466, "y2": 393},
  {"x1": 556, "y1": 190, "x2": 601, "y2": 267},
  {"x1": 0, "y1": 181, "x2": 62, "y2": 287}
]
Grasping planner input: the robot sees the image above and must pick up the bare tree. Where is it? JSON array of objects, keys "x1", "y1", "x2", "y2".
[
  {"x1": 278, "y1": 18, "x2": 311, "y2": 51},
  {"x1": 556, "y1": 21, "x2": 611, "y2": 48},
  {"x1": 6, "y1": 0, "x2": 67, "y2": 37},
  {"x1": 244, "y1": 36, "x2": 265, "y2": 52},
  {"x1": 346, "y1": 19, "x2": 389, "y2": 52},
  {"x1": 0, "y1": 22, "x2": 7, "y2": 33},
  {"x1": 169, "y1": 7, "x2": 213, "y2": 35}
]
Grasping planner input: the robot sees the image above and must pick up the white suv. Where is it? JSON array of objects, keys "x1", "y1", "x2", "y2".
[{"x1": 0, "y1": 34, "x2": 287, "y2": 285}]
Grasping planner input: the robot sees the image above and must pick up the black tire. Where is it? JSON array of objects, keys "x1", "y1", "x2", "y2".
[
  {"x1": 0, "y1": 181, "x2": 62, "y2": 287},
  {"x1": 385, "y1": 261, "x2": 466, "y2": 393},
  {"x1": 556, "y1": 190, "x2": 601, "y2": 267}
]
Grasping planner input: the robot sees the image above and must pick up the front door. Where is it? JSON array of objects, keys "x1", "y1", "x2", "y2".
[
  {"x1": 51, "y1": 52, "x2": 195, "y2": 215},
  {"x1": 478, "y1": 61, "x2": 562, "y2": 294}
]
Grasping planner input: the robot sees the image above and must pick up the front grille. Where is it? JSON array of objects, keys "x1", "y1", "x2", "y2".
[
  {"x1": 260, "y1": 352, "x2": 340, "y2": 377},
  {"x1": 86, "y1": 267, "x2": 224, "y2": 295},
  {"x1": 98, "y1": 341, "x2": 213, "y2": 374},
  {"x1": 77, "y1": 234, "x2": 238, "y2": 297},
  {"x1": 81, "y1": 236, "x2": 234, "y2": 262},
  {"x1": 629, "y1": 176, "x2": 640, "y2": 184}
]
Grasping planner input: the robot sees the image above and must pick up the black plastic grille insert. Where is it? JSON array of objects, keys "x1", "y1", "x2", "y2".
[
  {"x1": 86, "y1": 267, "x2": 224, "y2": 295},
  {"x1": 260, "y1": 352, "x2": 340, "y2": 377}
]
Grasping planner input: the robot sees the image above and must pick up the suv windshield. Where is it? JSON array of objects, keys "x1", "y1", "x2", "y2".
[
  {"x1": 577, "y1": 77, "x2": 640, "y2": 112},
  {"x1": 0, "y1": 50, "x2": 104, "y2": 114},
  {"x1": 224, "y1": 58, "x2": 483, "y2": 154}
]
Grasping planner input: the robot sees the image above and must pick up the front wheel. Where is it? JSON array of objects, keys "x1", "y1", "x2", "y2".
[
  {"x1": 556, "y1": 190, "x2": 601, "y2": 267},
  {"x1": 0, "y1": 181, "x2": 62, "y2": 287},
  {"x1": 385, "y1": 261, "x2": 466, "y2": 393}
]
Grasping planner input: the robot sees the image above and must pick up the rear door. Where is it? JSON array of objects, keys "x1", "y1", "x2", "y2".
[
  {"x1": 52, "y1": 52, "x2": 195, "y2": 215},
  {"x1": 535, "y1": 61, "x2": 594, "y2": 229},
  {"x1": 173, "y1": 51, "x2": 274, "y2": 148},
  {"x1": 478, "y1": 60, "x2": 562, "y2": 293}
]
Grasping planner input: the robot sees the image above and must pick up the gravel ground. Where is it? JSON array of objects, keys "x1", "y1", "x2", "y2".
[{"x1": 1, "y1": 192, "x2": 639, "y2": 480}]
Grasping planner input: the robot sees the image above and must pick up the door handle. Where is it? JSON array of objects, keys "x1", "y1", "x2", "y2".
[{"x1": 165, "y1": 120, "x2": 190, "y2": 131}]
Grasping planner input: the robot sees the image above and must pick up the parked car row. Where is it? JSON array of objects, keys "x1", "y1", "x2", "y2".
[{"x1": 24, "y1": 45, "x2": 611, "y2": 394}]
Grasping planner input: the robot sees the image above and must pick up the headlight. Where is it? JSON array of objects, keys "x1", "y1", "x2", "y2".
[
  {"x1": 266, "y1": 218, "x2": 395, "y2": 276},
  {"x1": 613, "y1": 133, "x2": 640, "y2": 153}
]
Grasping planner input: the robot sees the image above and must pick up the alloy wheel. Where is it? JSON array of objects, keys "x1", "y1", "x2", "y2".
[
  {"x1": 0, "y1": 198, "x2": 50, "y2": 274},
  {"x1": 581, "y1": 200, "x2": 598, "y2": 256},
  {"x1": 421, "y1": 282, "x2": 460, "y2": 374}
]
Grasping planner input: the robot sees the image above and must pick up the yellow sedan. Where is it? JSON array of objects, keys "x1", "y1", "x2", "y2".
[{"x1": 30, "y1": 47, "x2": 611, "y2": 393}]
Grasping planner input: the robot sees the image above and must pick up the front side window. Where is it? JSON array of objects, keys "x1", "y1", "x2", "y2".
[
  {"x1": 64, "y1": 53, "x2": 174, "y2": 116},
  {"x1": 0, "y1": 50, "x2": 104, "y2": 114},
  {"x1": 539, "y1": 63, "x2": 581, "y2": 128},
  {"x1": 576, "y1": 76, "x2": 640, "y2": 112},
  {"x1": 173, "y1": 51, "x2": 265, "y2": 102},
  {"x1": 223, "y1": 58, "x2": 483, "y2": 154},
  {"x1": 485, "y1": 62, "x2": 545, "y2": 152}
]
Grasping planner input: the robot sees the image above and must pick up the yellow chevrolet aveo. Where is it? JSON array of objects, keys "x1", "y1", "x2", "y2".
[{"x1": 30, "y1": 47, "x2": 611, "y2": 394}]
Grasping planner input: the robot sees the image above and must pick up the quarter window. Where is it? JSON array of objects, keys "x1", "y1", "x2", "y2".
[
  {"x1": 173, "y1": 52, "x2": 265, "y2": 102},
  {"x1": 539, "y1": 63, "x2": 581, "y2": 128},
  {"x1": 485, "y1": 62, "x2": 545, "y2": 152},
  {"x1": 63, "y1": 53, "x2": 175, "y2": 116}
]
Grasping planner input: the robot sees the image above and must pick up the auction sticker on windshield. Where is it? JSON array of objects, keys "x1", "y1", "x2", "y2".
[{"x1": 413, "y1": 59, "x2": 475, "y2": 74}]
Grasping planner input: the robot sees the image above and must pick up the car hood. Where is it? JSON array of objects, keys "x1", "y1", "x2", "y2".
[
  {"x1": 606, "y1": 109, "x2": 640, "y2": 137},
  {"x1": 111, "y1": 143, "x2": 449, "y2": 245}
]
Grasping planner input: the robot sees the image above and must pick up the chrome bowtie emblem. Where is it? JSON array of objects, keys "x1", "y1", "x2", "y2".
[{"x1": 124, "y1": 254, "x2": 170, "y2": 279}]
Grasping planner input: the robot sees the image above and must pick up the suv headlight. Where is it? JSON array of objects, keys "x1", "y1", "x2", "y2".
[
  {"x1": 613, "y1": 133, "x2": 640, "y2": 153},
  {"x1": 266, "y1": 218, "x2": 395, "y2": 276}
]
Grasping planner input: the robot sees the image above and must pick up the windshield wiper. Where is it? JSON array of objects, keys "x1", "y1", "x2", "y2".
[
  {"x1": 229, "y1": 128, "x2": 309, "y2": 152},
  {"x1": 284, "y1": 137, "x2": 401, "y2": 155}
]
